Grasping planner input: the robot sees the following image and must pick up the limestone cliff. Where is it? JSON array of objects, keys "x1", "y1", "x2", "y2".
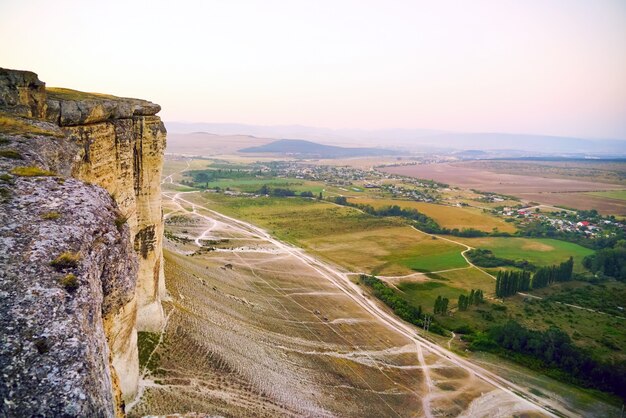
[{"x1": 0, "y1": 68, "x2": 166, "y2": 415}]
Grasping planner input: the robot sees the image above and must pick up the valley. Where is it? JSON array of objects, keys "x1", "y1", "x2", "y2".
[{"x1": 130, "y1": 154, "x2": 626, "y2": 417}]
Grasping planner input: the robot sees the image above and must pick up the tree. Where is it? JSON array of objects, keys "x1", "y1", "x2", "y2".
[
  {"x1": 496, "y1": 270, "x2": 530, "y2": 297},
  {"x1": 434, "y1": 296, "x2": 442, "y2": 314},
  {"x1": 195, "y1": 172, "x2": 210, "y2": 188},
  {"x1": 258, "y1": 184, "x2": 270, "y2": 195},
  {"x1": 334, "y1": 196, "x2": 348, "y2": 205},
  {"x1": 440, "y1": 298, "x2": 450, "y2": 315},
  {"x1": 458, "y1": 294, "x2": 468, "y2": 311}
]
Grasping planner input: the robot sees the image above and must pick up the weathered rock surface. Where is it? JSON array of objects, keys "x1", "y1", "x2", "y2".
[
  {"x1": 0, "y1": 68, "x2": 166, "y2": 416},
  {"x1": 46, "y1": 88, "x2": 161, "y2": 126},
  {"x1": 0, "y1": 68, "x2": 47, "y2": 118}
]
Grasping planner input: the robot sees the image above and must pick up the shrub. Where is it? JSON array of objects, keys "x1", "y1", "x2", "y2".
[
  {"x1": 50, "y1": 251, "x2": 81, "y2": 270},
  {"x1": 11, "y1": 166, "x2": 55, "y2": 177},
  {"x1": 59, "y1": 273, "x2": 79, "y2": 293}
]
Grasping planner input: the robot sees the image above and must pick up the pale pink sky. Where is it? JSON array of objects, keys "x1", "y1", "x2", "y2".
[{"x1": 1, "y1": 0, "x2": 625, "y2": 139}]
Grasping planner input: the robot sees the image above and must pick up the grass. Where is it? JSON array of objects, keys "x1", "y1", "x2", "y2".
[
  {"x1": 588, "y1": 190, "x2": 626, "y2": 201},
  {"x1": 349, "y1": 198, "x2": 517, "y2": 233},
  {"x1": 137, "y1": 331, "x2": 162, "y2": 374},
  {"x1": 59, "y1": 273, "x2": 79, "y2": 293},
  {"x1": 46, "y1": 87, "x2": 119, "y2": 101},
  {"x1": 434, "y1": 268, "x2": 495, "y2": 294},
  {"x1": 0, "y1": 149, "x2": 22, "y2": 159},
  {"x1": 308, "y1": 226, "x2": 467, "y2": 275},
  {"x1": 396, "y1": 268, "x2": 493, "y2": 313},
  {"x1": 50, "y1": 251, "x2": 81, "y2": 270},
  {"x1": 0, "y1": 112, "x2": 61, "y2": 137},
  {"x1": 11, "y1": 166, "x2": 56, "y2": 177},
  {"x1": 398, "y1": 281, "x2": 462, "y2": 312},
  {"x1": 41, "y1": 211, "x2": 61, "y2": 220},
  {"x1": 453, "y1": 236, "x2": 593, "y2": 271},
  {"x1": 199, "y1": 193, "x2": 466, "y2": 275}
]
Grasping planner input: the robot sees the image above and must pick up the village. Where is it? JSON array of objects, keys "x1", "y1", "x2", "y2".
[{"x1": 498, "y1": 205, "x2": 626, "y2": 238}]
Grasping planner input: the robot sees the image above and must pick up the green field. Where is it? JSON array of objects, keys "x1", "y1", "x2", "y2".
[
  {"x1": 196, "y1": 193, "x2": 467, "y2": 275},
  {"x1": 309, "y1": 227, "x2": 467, "y2": 275},
  {"x1": 588, "y1": 190, "x2": 626, "y2": 201},
  {"x1": 454, "y1": 236, "x2": 594, "y2": 271},
  {"x1": 396, "y1": 268, "x2": 494, "y2": 312}
]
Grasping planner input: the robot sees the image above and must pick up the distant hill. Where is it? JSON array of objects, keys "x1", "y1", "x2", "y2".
[
  {"x1": 239, "y1": 139, "x2": 400, "y2": 158},
  {"x1": 166, "y1": 122, "x2": 626, "y2": 156}
]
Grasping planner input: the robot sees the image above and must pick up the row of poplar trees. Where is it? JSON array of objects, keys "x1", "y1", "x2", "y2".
[
  {"x1": 458, "y1": 289, "x2": 484, "y2": 311},
  {"x1": 495, "y1": 257, "x2": 574, "y2": 298}
]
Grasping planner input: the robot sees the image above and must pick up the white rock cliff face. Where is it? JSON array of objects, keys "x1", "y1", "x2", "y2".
[{"x1": 0, "y1": 68, "x2": 166, "y2": 415}]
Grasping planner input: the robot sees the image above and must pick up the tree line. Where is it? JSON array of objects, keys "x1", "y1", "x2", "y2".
[
  {"x1": 469, "y1": 320, "x2": 626, "y2": 399},
  {"x1": 495, "y1": 257, "x2": 573, "y2": 297},
  {"x1": 359, "y1": 275, "x2": 446, "y2": 335},
  {"x1": 256, "y1": 185, "x2": 319, "y2": 198},
  {"x1": 495, "y1": 270, "x2": 531, "y2": 297},
  {"x1": 531, "y1": 257, "x2": 574, "y2": 289}
]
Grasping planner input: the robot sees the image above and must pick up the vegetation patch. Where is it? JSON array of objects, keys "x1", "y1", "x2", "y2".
[
  {"x1": 114, "y1": 213, "x2": 130, "y2": 231},
  {"x1": 50, "y1": 251, "x2": 81, "y2": 270},
  {"x1": 137, "y1": 331, "x2": 162, "y2": 374},
  {"x1": 467, "y1": 320, "x2": 626, "y2": 399},
  {"x1": 46, "y1": 87, "x2": 118, "y2": 101},
  {"x1": 41, "y1": 211, "x2": 61, "y2": 220},
  {"x1": 11, "y1": 166, "x2": 56, "y2": 177},
  {"x1": 0, "y1": 149, "x2": 22, "y2": 159},
  {"x1": 0, "y1": 112, "x2": 61, "y2": 137},
  {"x1": 59, "y1": 273, "x2": 79, "y2": 293},
  {"x1": 583, "y1": 245, "x2": 626, "y2": 281},
  {"x1": 0, "y1": 187, "x2": 10, "y2": 202},
  {"x1": 466, "y1": 248, "x2": 533, "y2": 270},
  {"x1": 546, "y1": 283, "x2": 626, "y2": 317},
  {"x1": 359, "y1": 275, "x2": 446, "y2": 335}
]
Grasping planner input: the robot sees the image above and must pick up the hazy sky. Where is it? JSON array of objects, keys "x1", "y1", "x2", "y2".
[{"x1": 1, "y1": 0, "x2": 625, "y2": 139}]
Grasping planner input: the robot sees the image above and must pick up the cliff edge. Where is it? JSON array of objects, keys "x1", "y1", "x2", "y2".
[{"x1": 0, "y1": 68, "x2": 166, "y2": 416}]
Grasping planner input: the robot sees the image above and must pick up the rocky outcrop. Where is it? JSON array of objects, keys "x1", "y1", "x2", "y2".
[
  {"x1": 0, "y1": 68, "x2": 166, "y2": 415},
  {"x1": 0, "y1": 68, "x2": 47, "y2": 118}
]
